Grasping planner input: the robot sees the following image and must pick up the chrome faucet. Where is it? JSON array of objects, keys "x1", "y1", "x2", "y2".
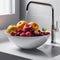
[{"x1": 26, "y1": 1, "x2": 59, "y2": 43}]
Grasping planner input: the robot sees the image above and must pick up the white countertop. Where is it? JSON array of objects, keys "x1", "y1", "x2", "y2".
[{"x1": 0, "y1": 30, "x2": 60, "y2": 60}]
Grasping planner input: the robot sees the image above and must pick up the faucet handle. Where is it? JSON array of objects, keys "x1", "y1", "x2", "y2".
[{"x1": 55, "y1": 21, "x2": 59, "y2": 31}]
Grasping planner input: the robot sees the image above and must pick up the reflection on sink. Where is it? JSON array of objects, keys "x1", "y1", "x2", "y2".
[
  {"x1": 38, "y1": 45, "x2": 60, "y2": 58},
  {"x1": 51, "y1": 46, "x2": 60, "y2": 57},
  {"x1": 19, "y1": 48, "x2": 47, "y2": 57},
  {"x1": 17, "y1": 44, "x2": 60, "y2": 58}
]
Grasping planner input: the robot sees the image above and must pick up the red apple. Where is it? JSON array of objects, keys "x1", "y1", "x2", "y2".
[
  {"x1": 23, "y1": 24, "x2": 34, "y2": 32},
  {"x1": 25, "y1": 31, "x2": 32, "y2": 36}
]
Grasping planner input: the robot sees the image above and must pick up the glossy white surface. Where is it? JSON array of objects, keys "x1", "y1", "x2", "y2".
[{"x1": 6, "y1": 33, "x2": 49, "y2": 49}]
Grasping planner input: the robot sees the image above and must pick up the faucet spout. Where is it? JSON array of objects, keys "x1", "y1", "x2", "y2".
[
  {"x1": 26, "y1": 1, "x2": 53, "y2": 10},
  {"x1": 26, "y1": 1, "x2": 55, "y2": 43}
]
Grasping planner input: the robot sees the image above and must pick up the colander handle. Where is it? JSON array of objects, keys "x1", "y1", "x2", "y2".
[{"x1": 26, "y1": 1, "x2": 54, "y2": 43}]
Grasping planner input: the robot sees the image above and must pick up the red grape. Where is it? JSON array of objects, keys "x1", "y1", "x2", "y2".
[
  {"x1": 16, "y1": 32, "x2": 20, "y2": 36},
  {"x1": 20, "y1": 32, "x2": 26, "y2": 36},
  {"x1": 17, "y1": 28, "x2": 23, "y2": 33},
  {"x1": 10, "y1": 32, "x2": 16, "y2": 36},
  {"x1": 25, "y1": 31, "x2": 32, "y2": 36}
]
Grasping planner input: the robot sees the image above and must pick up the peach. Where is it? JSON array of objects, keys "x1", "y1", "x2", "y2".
[
  {"x1": 6, "y1": 25, "x2": 17, "y2": 34},
  {"x1": 29, "y1": 22, "x2": 39, "y2": 31},
  {"x1": 17, "y1": 20, "x2": 28, "y2": 29}
]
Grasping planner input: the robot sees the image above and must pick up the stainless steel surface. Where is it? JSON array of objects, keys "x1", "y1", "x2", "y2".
[
  {"x1": 55, "y1": 21, "x2": 59, "y2": 31},
  {"x1": 52, "y1": 21, "x2": 59, "y2": 43},
  {"x1": 39, "y1": 44, "x2": 60, "y2": 57}
]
